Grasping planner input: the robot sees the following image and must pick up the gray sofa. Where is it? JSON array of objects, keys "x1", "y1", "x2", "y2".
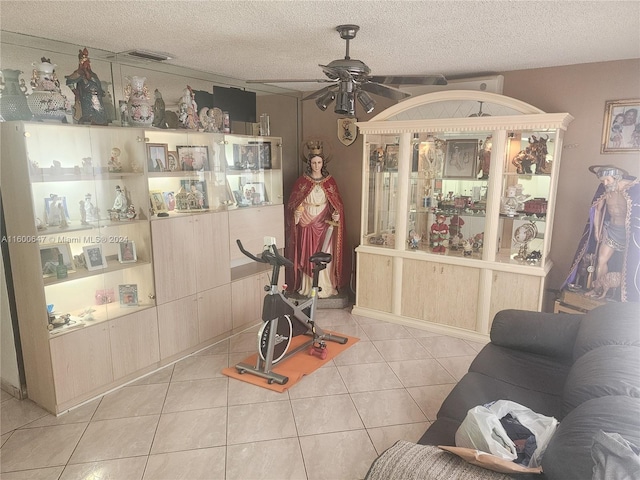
[{"x1": 418, "y1": 302, "x2": 640, "y2": 479}]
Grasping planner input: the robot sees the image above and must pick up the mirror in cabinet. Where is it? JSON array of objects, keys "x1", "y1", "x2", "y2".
[
  {"x1": 145, "y1": 130, "x2": 231, "y2": 213},
  {"x1": 363, "y1": 135, "x2": 401, "y2": 248},
  {"x1": 496, "y1": 129, "x2": 556, "y2": 267},
  {"x1": 4, "y1": 122, "x2": 156, "y2": 333},
  {"x1": 224, "y1": 134, "x2": 283, "y2": 208}
]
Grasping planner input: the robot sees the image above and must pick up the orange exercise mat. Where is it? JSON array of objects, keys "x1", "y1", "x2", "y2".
[{"x1": 222, "y1": 332, "x2": 359, "y2": 392}]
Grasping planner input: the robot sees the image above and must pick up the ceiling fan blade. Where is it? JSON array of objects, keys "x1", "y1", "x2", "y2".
[
  {"x1": 246, "y1": 78, "x2": 335, "y2": 84},
  {"x1": 302, "y1": 85, "x2": 338, "y2": 101},
  {"x1": 368, "y1": 74, "x2": 448, "y2": 86},
  {"x1": 360, "y1": 82, "x2": 411, "y2": 101}
]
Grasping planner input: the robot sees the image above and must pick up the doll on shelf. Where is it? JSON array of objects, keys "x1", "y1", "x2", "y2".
[{"x1": 430, "y1": 214, "x2": 449, "y2": 254}]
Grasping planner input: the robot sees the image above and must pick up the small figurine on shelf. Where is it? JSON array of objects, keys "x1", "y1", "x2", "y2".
[
  {"x1": 79, "y1": 193, "x2": 99, "y2": 224},
  {"x1": 65, "y1": 48, "x2": 108, "y2": 125},
  {"x1": 152, "y1": 89, "x2": 167, "y2": 128},
  {"x1": 430, "y1": 214, "x2": 449, "y2": 254},
  {"x1": 82, "y1": 157, "x2": 93, "y2": 174},
  {"x1": 463, "y1": 239, "x2": 473, "y2": 257},
  {"x1": 108, "y1": 147, "x2": 122, "y2": 173},
  {"x1": 178, "y1": 86, "x2": 200, "y2": 130},
  {"x1": 109, "y1": 185, "x2": 128, "y2": 220},
  {"x1": 126, "y1": 205, "x2": 137, "y2": 220},
  {"x1": 408, "y1": 229, "x2": 422, "y2": 249}
]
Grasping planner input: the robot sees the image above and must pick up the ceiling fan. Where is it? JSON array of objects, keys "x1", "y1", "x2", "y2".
[{"x1": 247, "y1": 24, "x2": 447, "y2": 116}]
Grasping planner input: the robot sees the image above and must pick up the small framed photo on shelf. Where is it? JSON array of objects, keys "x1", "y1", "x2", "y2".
[
  {"x1": 117, "y1": 241, "x2": 137, "y2": 263},
  {"x1": 176, "y1": 145, "x2": 210, "y2": 171},
  {"x1": 44, "y1": 194, "x2": 70, "y2": 227},
  {"x1": 242, "y1": 182, "x2": 268, "y2": 205},
  {"x1": 601, "y1": 99, "x2": 640, "y2": 153},
  {"x1": 82, "y1": 244, "x2": 107, "y2": 271},
  {"x1": 119, "y1": 284, "x2": 139, "y2": 307},
  {"x1": 149, "y1": 190, "x2": 168, "y2": 214},
  {"x1": 443, "y1": 140, "x2": 478, "y2": 178},
  {"x1": 147, "y1": 143, "x2": 168, "y2": 172},
  {"x1": 163, "y1": 191, "x2": 176, "y2": 211},
  {"x1": 166, "y1": 151, "x2": 179, "y2": 171},
  {"x1": 249, "y1": 141, "x2": 272, "y2": 169},
  {"x1": 232, "y1": 144, "x2": 259, "y2": 169},
  {"x1": 39, "y1": 243, "x2": 75, "y2": 278}
]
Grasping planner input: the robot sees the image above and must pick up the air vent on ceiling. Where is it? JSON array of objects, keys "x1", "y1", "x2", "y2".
[{"x1": 122, "y1": 50, "x2": 173, "y2": 62}]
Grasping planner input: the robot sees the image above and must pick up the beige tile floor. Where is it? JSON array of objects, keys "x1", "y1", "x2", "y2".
[{"x1": 0, "y1": 308, "x2": 485, "y2": 480}]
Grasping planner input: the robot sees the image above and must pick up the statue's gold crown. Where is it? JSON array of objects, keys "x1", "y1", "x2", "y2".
[{"x1": 306, "y1": 141, "x2": 322, "y2": 156}]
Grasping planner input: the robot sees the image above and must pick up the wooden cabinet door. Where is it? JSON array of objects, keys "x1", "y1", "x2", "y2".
[
  {"x1": 151, "y1": 216, "x2": 197, "y2": 304},
  {"x1": 194, "y1": 212, "x2": 230, "y2": 291},
  {"x1": 110, "y1": 308, "x2": 160, "y2": 379},
  {"x1": 489, "y1": 271, "x2": 542, "y2": 329},
  {"x1": 402, "y1": 259, "x2": 479, "y2": 331},
  {"x1": 198, "y1": 284, "x2": 232, "y2": 343},
  {"x1": 357, "y1": 253, "x2": 393, "y2": 313},
  {"x1": 50, "y1": 325, "x2": 113, "y2": 405},
  {"x1": 157, "y1": 295, "x2": 199, "y2": 360}
]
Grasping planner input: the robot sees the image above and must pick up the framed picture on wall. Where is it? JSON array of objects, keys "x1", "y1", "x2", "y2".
[
  {"x1": 443, "y1": 140, "x2": 478, "y2": 178},
  {"x1": 601, "y1": 99, "x2": 640, "y2": 153}
]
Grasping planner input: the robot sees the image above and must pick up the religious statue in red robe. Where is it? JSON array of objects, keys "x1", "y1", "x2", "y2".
[{"x1": 286, "y1": 146, "x2": 345, "y2": 298}]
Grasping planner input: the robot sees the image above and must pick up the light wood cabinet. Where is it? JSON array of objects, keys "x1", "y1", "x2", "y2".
[
  {"x1": 157, "y1": 295, "x2": 199, "y2": 360},
  {"x1": 2, "y1": 123, "x2": 284, "y2": 414},
  {"x1": 50, "y1": 324, "x2": 113, "y2": 406},
  {"x1": 353, "y1": 91, "x2": 573, "y2": 341},
  {"x1": 232, "y1": 271, "x2": 270, "y2": 330},
  {"x1": 198, "y1": 284, "x2": 233, "y2": 343},
  {"x1": 110, "y1": 308, "x2": 160, "y2": 380}
]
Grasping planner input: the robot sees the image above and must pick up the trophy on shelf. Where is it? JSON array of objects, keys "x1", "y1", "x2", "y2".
[{"x1": 513, "y1": 221, "x2": 538, "y2": 262}]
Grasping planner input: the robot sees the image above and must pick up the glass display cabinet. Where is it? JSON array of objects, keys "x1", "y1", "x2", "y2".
[
  {"x1": 1, "y1": 121, "x2": 158, "y2": 413},
  {"x1": 354, "y1": 91, "x2": 573, "y2": 340},
  {"x1": 223, "y1": 133, "x2": 283, "y2": 208}
]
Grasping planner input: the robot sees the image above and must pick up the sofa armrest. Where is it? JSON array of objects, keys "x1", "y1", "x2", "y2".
[{"x1": 490, "y1": 309, "x2": 582, "y2": 360}]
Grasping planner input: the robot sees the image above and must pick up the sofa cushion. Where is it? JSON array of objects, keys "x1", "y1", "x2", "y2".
[
  {"x1": 542, "y1": 396, "x2": 640, "y2": 480},
  {"x1": 573, "y1": 302, "x2": 640, "y2": 361},
  {"x1": 563, "y1": 345, "x2": 640, "y2": 416},
  {"x1": 470, "y1": 344, "x2": 572, "y2": 397},
  {"x1": 491, "y1": 309, "x2": 582, "y2": 361}
]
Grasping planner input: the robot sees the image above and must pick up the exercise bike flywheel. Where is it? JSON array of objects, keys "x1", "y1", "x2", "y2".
[{"x1": 258, "y1": 315, "x2": 293, "y2": 364}]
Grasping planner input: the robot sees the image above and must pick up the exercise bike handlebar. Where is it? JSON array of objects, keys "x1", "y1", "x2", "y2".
[{"x1": 236, "y1": 239, "x2": 294, "y2": 268}]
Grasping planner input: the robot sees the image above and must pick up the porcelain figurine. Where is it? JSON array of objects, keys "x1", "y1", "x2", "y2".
[{"x1": 65, "y1": 48, "x2": 108, "y2": 125}]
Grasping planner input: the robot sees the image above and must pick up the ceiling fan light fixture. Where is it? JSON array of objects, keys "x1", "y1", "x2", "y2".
[
  {"x1": 357, "y1": 90, "x2": 376, "y2": 114},
  {"x1": 335, "y1": 81, "x2": 355, "y2": 116},
  {"x1": 315, "y1": 90, "x2": 336, "y2": 111}
]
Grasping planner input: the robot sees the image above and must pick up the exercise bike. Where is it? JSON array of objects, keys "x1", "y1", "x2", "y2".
[{"x1": 235, "y1": 237, "x2": 348, "y2": 385}]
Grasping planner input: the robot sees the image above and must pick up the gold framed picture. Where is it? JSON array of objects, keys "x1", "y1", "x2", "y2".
[{"x1": 601, "y1": 99, "x2": 640, "y2": 153}]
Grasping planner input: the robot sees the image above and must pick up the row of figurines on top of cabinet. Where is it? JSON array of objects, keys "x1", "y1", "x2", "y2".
[
  {"x1": 2, "y1": 51, "x2": 271, "y2": 135},
  {"x1": 370, "y1": 133, "x2": 553, "y2": 177}
]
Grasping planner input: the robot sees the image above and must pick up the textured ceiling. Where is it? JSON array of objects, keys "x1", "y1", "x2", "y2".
[{"x1": 1, "y1": 0, "x2": 639, "y2": 92}]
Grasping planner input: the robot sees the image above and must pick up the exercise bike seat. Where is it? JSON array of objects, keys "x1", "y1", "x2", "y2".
[{"x1": 310, "y1": 252, "x2": 332, "y2": 265}]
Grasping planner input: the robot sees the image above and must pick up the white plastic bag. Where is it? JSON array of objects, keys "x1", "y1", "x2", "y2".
[{"x1": 455, "y1": 400, "x2": 558, "y2": 468}]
